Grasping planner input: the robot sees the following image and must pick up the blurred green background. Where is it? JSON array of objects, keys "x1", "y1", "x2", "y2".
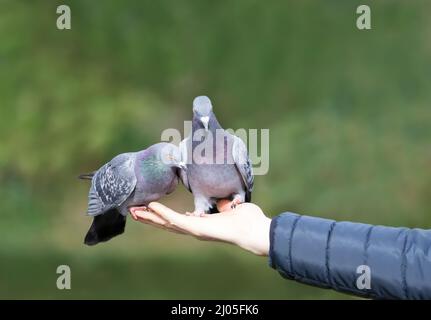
[{"x1": 1, "y1": 0, "x2": 430, "y2": 299}]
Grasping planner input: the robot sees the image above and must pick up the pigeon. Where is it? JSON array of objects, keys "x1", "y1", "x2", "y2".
[
  {"x1": 79, "y1": 142, "x2": 185, "y2": 245},
  {"x1": 179, "y1": 96, "x2": 254, "y2": 215}
]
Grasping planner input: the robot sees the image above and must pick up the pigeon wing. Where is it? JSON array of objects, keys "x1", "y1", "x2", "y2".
[
  {"x1": 179, "y1": 137, "x2": 192, "y2": 192},
  {"x1": 87, "y1": 156, "x2": 137, "y2": 216},
  {"x1": 232, "y1": 135, "x2": 254, "y2": 202}
]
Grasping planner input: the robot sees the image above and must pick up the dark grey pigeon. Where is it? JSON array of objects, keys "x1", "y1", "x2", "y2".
[
  {"x1": 79, "y1": 142, "x2": 185, "y2": 245},
  {"x1": 179, "y1": 96, "x2": 254, "y2": 215}
]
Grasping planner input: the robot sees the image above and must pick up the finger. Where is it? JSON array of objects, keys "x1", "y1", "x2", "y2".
[
  {"x1": 148, "y1": 202, "x2": 188, "y2": 226},
  {"x1": 134, "y1": 210, "x2": 187, "y2": 234},
  {"x1": 135, "y1": 210, "x2": 168, "y2": 225},
  {"x1": 139, "y1": 219, "x2": 187, "y2": 235},
  {"x1": 200, "y1": 213, "x2": 213, "y2": 217},
  {"x1": 150, "y1": 202, "x2": 236, "y2": 241},
  {"x1": 129, "y1": 206, "x2": 150, "y2": 220}
]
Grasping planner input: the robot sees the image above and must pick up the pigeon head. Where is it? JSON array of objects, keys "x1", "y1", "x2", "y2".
[
  {"x1": 159, "y1": 143, "x2": 186, "y2": 170},
  {"x1": 193, "y1": 96, "x2": 213, "y2": 131}
]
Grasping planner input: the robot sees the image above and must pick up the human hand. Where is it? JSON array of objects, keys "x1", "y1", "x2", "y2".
[{"x1": 130, "y1": 200, "x2": 271, "y2": 256}]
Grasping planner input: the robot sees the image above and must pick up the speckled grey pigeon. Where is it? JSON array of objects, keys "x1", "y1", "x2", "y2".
[
  {"x1": 79, "y1": 142, "x2": 184, "y2": 245},
  {"x1": 179, "y1": 96, "x2": 254, "y2": 215}
]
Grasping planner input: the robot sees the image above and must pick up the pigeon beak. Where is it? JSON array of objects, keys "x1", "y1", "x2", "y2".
[
  {"x1": 200, "y1": 116, "x2": 209, "y2": 131},
  {"x1": 178, "y1": 161, "x2": 187, "y2": 170}
]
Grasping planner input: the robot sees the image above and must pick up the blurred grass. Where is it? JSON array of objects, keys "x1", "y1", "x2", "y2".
[{"x1": 0, "y1": 0, "x2": 430, "y2": 299}]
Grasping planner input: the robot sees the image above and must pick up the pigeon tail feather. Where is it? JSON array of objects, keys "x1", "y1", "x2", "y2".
[
  {"x1": 87, "y1": 189, "x2": 104, "y2": 216},
  {"x1": 78, "y1": 172, "x2": 96, "y2": 180},
  {"x1": 84, "y1": 209, "x2": 126, "y2": 246}
]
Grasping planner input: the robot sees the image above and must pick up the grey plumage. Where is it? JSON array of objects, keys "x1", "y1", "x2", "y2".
[
  {"x1": 80, "y1": 142, "x2": 183, "y2": 245},
  {"x1": 86, "y1": 152, "x2": 137, "y2": 217},
  {"x1": 232, "y1": 135, "x2": 254, "y2": 200},
  {"x1": 179, "y1": 96, "x2": 254, "y2": 214}
]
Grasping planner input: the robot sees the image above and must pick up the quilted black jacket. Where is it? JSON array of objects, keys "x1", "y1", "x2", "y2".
[{"x1": 269, "y1": 212, "x2": 431, "y2": 299}]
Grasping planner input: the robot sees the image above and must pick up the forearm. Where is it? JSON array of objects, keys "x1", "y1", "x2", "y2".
[{"x1": 269, "y1": 212, "x2": 431, "y2": 299}]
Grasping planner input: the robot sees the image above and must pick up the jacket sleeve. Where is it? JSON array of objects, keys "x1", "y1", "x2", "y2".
[{"x1": 269, "y1": 212, "x2": 431, "y2": 299}]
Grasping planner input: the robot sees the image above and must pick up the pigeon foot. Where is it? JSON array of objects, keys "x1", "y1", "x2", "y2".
[{"x1": 230, "y1": 197, "x2": 243, "y2": 210}]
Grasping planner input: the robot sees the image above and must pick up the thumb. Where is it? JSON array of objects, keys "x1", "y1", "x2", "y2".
[{"x1": 217, "y1": 199, "x2": 233, "y2": 212}]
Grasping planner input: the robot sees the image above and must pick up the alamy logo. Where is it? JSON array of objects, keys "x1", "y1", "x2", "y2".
[
  {"x1": 356, "y1": 265, "x2": 371, "y2": 290},
  {"x1": 56, "y1": 265, "x2": 71, "y2": 290},
  {"x1": 356, "y1": 5, "x2": 371, "y2": 30},
  {"x1": 56, "y1": 5, "x2": 71, "y2": 30},
  {"x1": 161, "y1": 121, "x2": 269, "y2": 175}
]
